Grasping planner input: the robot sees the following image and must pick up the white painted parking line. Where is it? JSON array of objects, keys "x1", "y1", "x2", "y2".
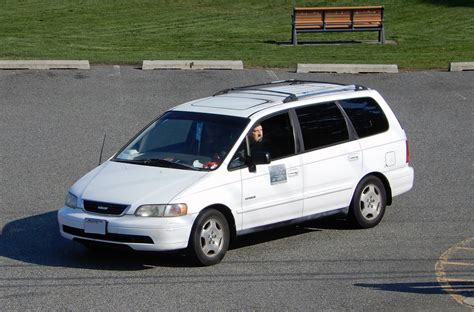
[
  {"x1": 266, "y1": 70, "x2": 279, "y2": 80},
  {"x1": 454, "y1": 92, "x2": 467, "y2": 101}
]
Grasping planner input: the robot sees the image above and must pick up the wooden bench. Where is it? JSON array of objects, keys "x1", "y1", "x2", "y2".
[{"x1": 291, "y1": 6, "x2": 385, "y2": 45}]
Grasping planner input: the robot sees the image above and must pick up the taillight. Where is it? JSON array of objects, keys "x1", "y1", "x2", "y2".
[{"x1": 406, "y1": 140, "x2": 410, "y2": 164}]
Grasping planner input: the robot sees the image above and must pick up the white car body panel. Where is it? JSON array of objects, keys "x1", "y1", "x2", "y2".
[
  {"x1": 240, "y1": 155, "x2": 304, "y2": 229},
  {"x1": 302, "y1": 140, "x2": 362, "y2": 216},
  {"x1": 72, "y1": 161, "x2": 207, "y2": 214},
  {"x1": 58, "y1": 207, "x2": 196, "y2": 250}
]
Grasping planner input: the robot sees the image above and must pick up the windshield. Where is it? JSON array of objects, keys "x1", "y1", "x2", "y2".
[{"x1": 114, "y1": 111, "x2": 249, "y2": 171}]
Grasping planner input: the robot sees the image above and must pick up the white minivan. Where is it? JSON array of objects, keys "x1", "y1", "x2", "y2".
[{"x1": 58, "y1": 80, "x2": 414, "y2": 265}]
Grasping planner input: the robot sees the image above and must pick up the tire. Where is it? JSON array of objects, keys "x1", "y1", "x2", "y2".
[
  {"x1": 348, "y1": 176, "x2": 387, "y2": 229},
  {"x1": 189, "y1": 209, "x2": 230, "y2": 266}
]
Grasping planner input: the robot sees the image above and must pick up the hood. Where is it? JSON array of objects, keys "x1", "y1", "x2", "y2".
[{"x1": 70, "y1": 161, "x2": 207, "y2": 211}]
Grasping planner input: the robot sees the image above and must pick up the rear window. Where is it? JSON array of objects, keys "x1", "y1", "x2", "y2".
[
  {"x1": 296, "y1": 102, "x2": 349, "y2": 150},
  {"x1": 339, "y1": 97, "x2": 389, "y2": 138}
]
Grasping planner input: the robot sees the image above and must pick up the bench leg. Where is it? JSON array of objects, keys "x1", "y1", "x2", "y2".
[
  {"x1": 292, "y1": 27, "x2": 298, "y2": 45},
  {"x1": 379, "y1": 28, "x2": 385, "y2": 44}
]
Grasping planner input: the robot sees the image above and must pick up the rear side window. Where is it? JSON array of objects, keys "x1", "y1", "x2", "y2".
[
  {"x1": 296, "y1": 102, "x2": 349, "y2": 150},
  {"x1": 339, "y1": 97, "x2": 389, "y2": 138}
]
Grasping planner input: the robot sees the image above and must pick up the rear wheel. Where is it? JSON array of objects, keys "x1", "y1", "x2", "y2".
[
  {"x1": 189, "y1": 209, "x2": 229, "y2": 266},
  {"x1": 349, "y1": 176, "x2": 386, "y2": 228}
]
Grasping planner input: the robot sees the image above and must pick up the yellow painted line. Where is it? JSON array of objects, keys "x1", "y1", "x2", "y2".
[
  {"x1": 455, "y1": 247, "x2": 474, "y2": 251},
  {"x1": 441, "y1": 261, "x2": 474, "y2": 267},
  {"x1": 435, "y1": 262, "x2": 465, "y2": 305},
  {"x1": 444, "y1": 278, "x2": 474, "y2": 282},
  {"x1": 435, "y1": 237, "x2": 474, "y2": 308}
]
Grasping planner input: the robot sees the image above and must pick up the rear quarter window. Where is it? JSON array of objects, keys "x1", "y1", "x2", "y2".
[
  {"x1": 296, "y1": 102, "x2": 349, "y2": 150},
  {"x1": 339, "y1": 97, "x2": 389, "y2": 138}
]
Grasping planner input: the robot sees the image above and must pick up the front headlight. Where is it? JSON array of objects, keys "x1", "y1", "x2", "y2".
[
  {"x1": 135, "y1": 204, "x2": 188, "y2": 217},
  {"x1": 65, "y1": 192, "x2": 79, "y2": 209}
]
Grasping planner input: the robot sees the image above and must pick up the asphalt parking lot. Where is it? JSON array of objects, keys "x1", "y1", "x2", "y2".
[{"x1": 0, "y1": 67, "x2": 473, "y2": 310}]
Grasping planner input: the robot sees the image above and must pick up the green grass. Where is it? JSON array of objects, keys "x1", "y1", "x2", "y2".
[{"x1": 0, "y1": 0, "x2": 473, "y2": 69}]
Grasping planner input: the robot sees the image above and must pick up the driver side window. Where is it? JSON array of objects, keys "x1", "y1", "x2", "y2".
[
  {"x1": 259, "y1": 113, "x2": 295, "y2": 159},
  {"x1": 229, "y1": 112, "x2": 295, "y2": 169}
]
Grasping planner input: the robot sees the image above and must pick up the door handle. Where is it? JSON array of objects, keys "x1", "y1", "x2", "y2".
[
  {"x1": 288, "y1": 168, "x2": 299, "y2": 177},
  {"x1": 348, "y1": 154, "x2": 359, "y2": 161}
]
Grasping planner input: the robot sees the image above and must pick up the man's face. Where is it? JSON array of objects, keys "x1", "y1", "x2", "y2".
[{"x1": 251, "y1": 125, "x2": 263, "y2": 142}]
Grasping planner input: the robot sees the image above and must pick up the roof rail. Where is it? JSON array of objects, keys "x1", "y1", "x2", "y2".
[
  {"x1": 213, "y1": 80, "x2": 297, "y2": 97},
  {"x1": 213, "y1": 80, "x2": 367, "y2": 103},
  {"x1": 284, "y1": 84, "x2": 364, "y2": 103}
]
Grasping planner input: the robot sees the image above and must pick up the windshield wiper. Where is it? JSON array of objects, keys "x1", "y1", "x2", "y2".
[
  {"x1": 144, "y1": 159, "x2": 198, "y2": 170},
  {"x1": 114, "y1": 158, "x2": 201, "y2": 171}
]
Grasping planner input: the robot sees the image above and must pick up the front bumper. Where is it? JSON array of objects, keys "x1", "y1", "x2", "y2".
[{"x1": 57, "y1": 207, "x2": 197, "y2": 251}]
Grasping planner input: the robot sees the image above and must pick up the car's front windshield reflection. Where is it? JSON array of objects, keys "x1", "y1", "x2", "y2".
[{"x1": 114, "y1": 111, "x2": 248, "y2": 171}]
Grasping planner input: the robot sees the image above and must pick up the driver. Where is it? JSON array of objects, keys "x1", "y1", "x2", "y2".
[
  {"x1": 250, "y1": 123, "x2": 263, "y2": 144},
  {"x1": 249, "y1": 123, "x2": 268, "y2": 153},
  {"x1": 197, "y1": 123, "x2": 227, "y2": 168},
  {"x1": 228, "y1": 123, "x2": 266, "y2": 168}
]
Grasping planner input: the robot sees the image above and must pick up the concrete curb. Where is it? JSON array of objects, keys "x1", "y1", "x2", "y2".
[
  {"x1": 297, "y1": 63, "x2": 398, "y2": 74},
  {"x1": 449, "y1": 62, "x2": 474, "y2": 72},
  {"x1": 142, "y1": 60, "x2": 243, "y2": 70},
  {"x1": 0, "y1": 60, "x2": 90, "y2": 70}
]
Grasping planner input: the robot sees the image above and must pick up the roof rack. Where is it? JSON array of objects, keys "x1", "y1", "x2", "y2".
[{"x1": 213, "y1": 80, "x2": 367, "y2": 103}]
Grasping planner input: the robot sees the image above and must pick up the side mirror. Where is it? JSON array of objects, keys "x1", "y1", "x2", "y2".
[
  {"x1": 252, "y1": 151, "x2": 271, "y2": 165},
  {"x1": 247, "y1": 151, "x2": 271, "y2": 173}
]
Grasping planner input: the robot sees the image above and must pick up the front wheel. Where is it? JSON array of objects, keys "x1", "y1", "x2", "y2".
[
  {"x1": 189, "y1": 209, "x2": 229, "y2": 266},
  {"x1": 348, "y1": 176, "x2": 387, "y2": 229}
]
